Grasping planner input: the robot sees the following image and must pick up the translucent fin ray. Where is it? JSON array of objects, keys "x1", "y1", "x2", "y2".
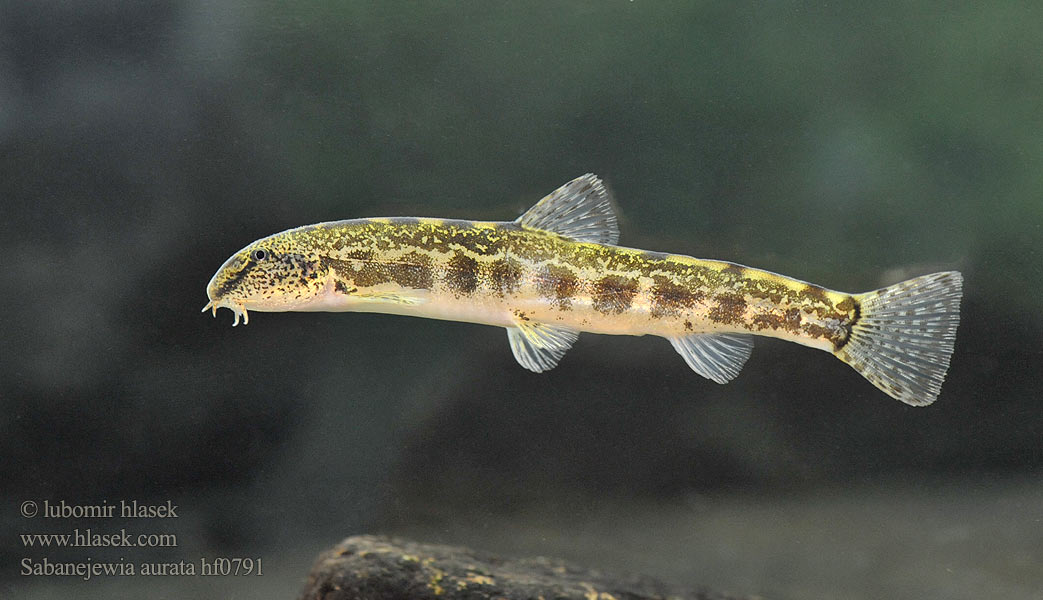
[
  {"x1": 837, "y1": 271, "x2": 963, "y2": 406},
  {"x1": 507, "y1": 321, "x2": 580, "y2": 373},
  {"x1": 353, "y1": 292, "x2": 426, "y2": 305},
  {"x1": 669, "y1": 333, "x2": 754, "y2": 384},
  {"x1": 516, "y1": 174, "x2": 619, "y2": 244}
]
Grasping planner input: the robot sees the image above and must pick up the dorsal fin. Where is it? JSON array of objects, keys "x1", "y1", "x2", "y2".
[{"x1": 515, "y1": 174, "x2": 619, "y2": 245}]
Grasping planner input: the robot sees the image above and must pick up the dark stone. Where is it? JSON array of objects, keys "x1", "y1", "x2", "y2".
[{"x1": 299, "y1": 535, "x2": 755, "y2": 600}]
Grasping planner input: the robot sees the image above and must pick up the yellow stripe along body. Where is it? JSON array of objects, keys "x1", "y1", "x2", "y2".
[{"x1": 260, "y1": 217, "x2": 857, "y2": 351}]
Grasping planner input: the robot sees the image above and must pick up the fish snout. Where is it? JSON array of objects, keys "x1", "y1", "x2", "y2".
[{"x1": 202, "y1": 265, "x2": 249, "y2": 326}]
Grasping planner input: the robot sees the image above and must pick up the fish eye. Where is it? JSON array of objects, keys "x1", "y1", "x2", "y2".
[{"x1": 252, "y1": 249, "x2": 268, "y2": 261}]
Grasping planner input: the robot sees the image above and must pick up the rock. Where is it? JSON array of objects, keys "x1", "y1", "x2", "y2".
[{"x1": 299, "y1": 534, "x2": 757, "y2": 600}]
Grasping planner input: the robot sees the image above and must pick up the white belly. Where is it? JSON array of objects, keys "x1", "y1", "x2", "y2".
[{"x1": 286, "y1": 283, "x2": 518, "y2": 329}]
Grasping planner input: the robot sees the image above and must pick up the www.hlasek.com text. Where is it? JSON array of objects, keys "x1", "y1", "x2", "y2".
[{"x1": 22, "y1": 529, "x2": 177, "y2": 548}]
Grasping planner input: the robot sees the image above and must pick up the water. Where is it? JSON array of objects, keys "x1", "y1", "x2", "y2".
[{"x1": 3, "y1": 2, "x2": 1041, "y2": 599}]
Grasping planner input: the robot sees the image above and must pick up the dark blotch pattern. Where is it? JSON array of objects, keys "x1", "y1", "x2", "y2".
[
  {"x1": 751, "y1": 307, "x2": 802, "y2": 333},
  {"x1": 833, "y1": 296, "x2": 860, "y2": 350},
  {"x1": 746, "y1": 284, "x2": 786, "y2": 305},
  {"x1": 650, "y1": 276, "x2": 703, "y2": 319},
  {"x1": 334, "y1": 280, "x2": 350, "y2": 294},
  {"x1": 535, "y1": 265, "x2": 580, "y2": 310},
  {"x1": 353, "y1": 262, "x2": 391, "y2": 287},
  {"x1": 707, "y1": 292, "x2": 747, "y2": 325},
  {"x1": 835, "y1": 297, "x2": 856, "y2": 314},
  {"x1": 488, "y1": 258, "x2": 523, "y2": 296},
  {"x1": 801, "y1": 284, "x2": 830, "y2": 302},
  {"x1": 592, "y1": 275, "x2": 639, "y2": 314},
  {"x1": 786, "y1": 307, "x2": 802, "y2": 330},
  {"x1": 344, "y1": 249, "x2": 375, "y2": 261},
  {"x1": 445, "y1": 254, "x2": 479, "y2": 295},
  {"x1": 334, "y1": 251, "x2": 434, "y2": 290},
  {"x1": 389, "y1": 252, "x2": 434, "y2": 289},
  {"x1": 803, "y1": 323, "x2": 836, "y2": 342}
]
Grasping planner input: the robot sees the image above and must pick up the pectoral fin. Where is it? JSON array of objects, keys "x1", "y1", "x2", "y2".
[
  {"x1": 669, "y1": 333, "x2": 753, "y2": 384},
  {"x1": 507, "y1": 321, "x2": 580, "y2": 373}
]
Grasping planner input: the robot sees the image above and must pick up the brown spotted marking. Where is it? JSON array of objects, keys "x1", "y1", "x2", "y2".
[
  {"x1": 750, "y1": 313, "x2": 778, "y2": 331},
  {"x1": 592, "y1": 275, "x2": 640, "y2": 315},
  {"x1": 833, "y1": 295, "x2": 860, "y2": 350},
  {"x1": 835, "y1": 296, "x2": 857, "y2": 314},
  {"x1": 707, "y1": 292, "x2": 747, "y2": 325},
  {"x1": 751, "y1": 306, "x2": 803, "y2": 333},
  {"x1": 802, "y1": 323, "x2": 847, "y2": 349},
  {"x1": 352, "y1": 261, "x2": 390, "y2": 287},
  {"x1": 388, "y1": 251, "x2": 434, "y2": 289},
  {"x1": 800, "y1": 284, "x2": 831, "y2": 305},
  {"x1": 785, "y1": 307, "x2": 803, "y2": 331},
  {"x1": 487, "y1": 257, "x2": 523, "y2": 296},
  {"x1": 334, "y1": 279, "x2": 353, "y2": 294},
  {"x1": 745, "y1": 281, "x2": 787, "y2": 305},
  {"x1": 343, "y1": 248, "x2": 375, "y2": 262},
  {"x1": 212, "y1": 262, "x2": 251, "y2": 299},
  {"x1": 535, "y1": 264, "x2": 580, "y2": 310},
  {"x1": 445, "y1": 253, "x2": 479, "y2": 295},
  {"x1": 650, "y1": 276, "x2": 703, "y2": 319}
]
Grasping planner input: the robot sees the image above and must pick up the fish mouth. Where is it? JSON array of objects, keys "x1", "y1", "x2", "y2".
[{"x1": 201, "y1": 298, "x2": 250, "y2": 327}]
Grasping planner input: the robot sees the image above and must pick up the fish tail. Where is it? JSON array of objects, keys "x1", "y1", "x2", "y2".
[{"x1": 836, "y1": 271, "x2": 963, "y2": 406}]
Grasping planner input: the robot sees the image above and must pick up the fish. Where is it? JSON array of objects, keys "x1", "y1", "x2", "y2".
[{"x1": 203, "y1": 174, "x2": 962, "y2": 405}]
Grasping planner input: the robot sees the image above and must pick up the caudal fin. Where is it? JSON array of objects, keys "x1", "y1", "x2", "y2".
[{"x1": 836, "y1": 271, "x2": 963, "y2": 406}]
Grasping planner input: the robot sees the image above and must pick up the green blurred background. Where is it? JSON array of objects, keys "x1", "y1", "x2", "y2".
[{"x1": 3, "y1": 2, "x2": 1041, "y2": 599}]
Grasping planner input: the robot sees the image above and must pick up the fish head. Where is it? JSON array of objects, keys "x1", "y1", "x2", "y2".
[{"x1": 203, "y1": 229, "x2": 329, "y2": 326}]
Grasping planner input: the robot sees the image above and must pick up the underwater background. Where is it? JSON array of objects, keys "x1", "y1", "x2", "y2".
[{"x1": 2, "y1": 2, "x2": 1041, "y2": 599}]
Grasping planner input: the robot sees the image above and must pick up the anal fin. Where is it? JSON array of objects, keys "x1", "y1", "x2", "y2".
[
  {"x1": 507, "y1": 321, "x2": 579, "y2": 373},
  {"x1": 669, "y1": 333, "x2": 753, "y2": 384}
]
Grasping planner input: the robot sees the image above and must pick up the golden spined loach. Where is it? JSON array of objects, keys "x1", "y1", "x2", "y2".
[{"x1": 204, "y1": 174, "x2": 962, "y2": 405}]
